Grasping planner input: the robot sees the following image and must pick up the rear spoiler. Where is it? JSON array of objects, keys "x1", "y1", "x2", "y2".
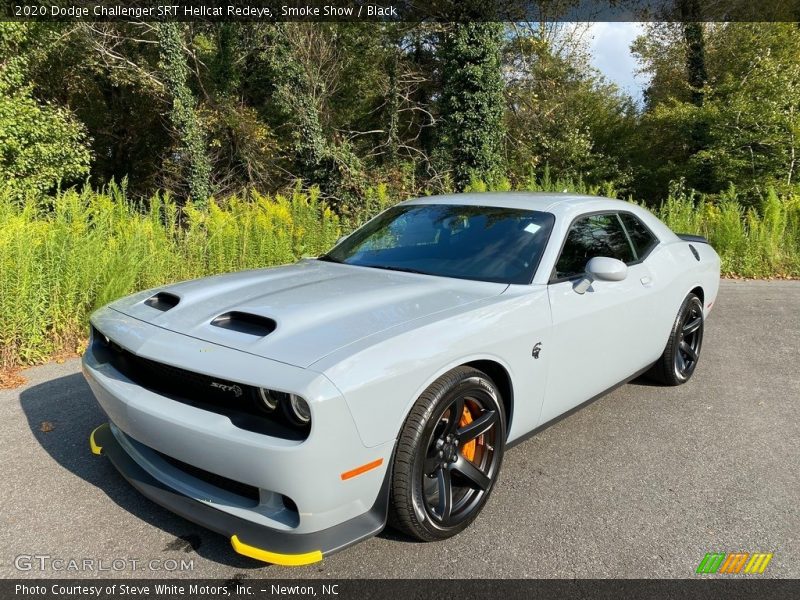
[{"x1": 677, "y1": 233, "x2": 708, "y2": 244}]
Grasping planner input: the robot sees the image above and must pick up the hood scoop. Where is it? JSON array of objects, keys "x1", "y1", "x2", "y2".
[
  {"x1": 211, "y1": 311, "x2": 277, "y2": 337},
  {"x1": 144, "y1": 292, "x2": 180, "y2": 312}
]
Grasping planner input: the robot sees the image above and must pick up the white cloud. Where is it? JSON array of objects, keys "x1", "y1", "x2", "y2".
[{"x1": 587, "y1": 22, "x2": 647, "y2": 102}]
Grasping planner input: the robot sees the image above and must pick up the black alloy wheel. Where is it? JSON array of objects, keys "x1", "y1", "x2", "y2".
[
  {"x1": 675, "y1": 298, "x2": 704, "y2": 379},
  {"x1": 389, "y1": 367, "x2": 506, "y2": 541},
  {"x1": 421, "y1": 389, "x2": 501, "y2": 527},
  {"x1": 649, "y1": 292, "x2": 705, "y2": 386}
]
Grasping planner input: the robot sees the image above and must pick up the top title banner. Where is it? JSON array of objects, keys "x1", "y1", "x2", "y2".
[{"x1": 3, "y1": 0, "x2": 800, "y2": 22}]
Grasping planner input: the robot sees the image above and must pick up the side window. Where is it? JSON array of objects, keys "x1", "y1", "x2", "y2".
[
  {"x1": 619, "y1": 213, "x2": 658, "y2": 261},
  {"x1": 554, "y1": 214, "x2": 635, "y2": 279}
]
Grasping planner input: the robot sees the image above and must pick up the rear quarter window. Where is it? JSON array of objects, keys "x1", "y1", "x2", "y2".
[{"x1": 619, "y1": 213, "x2": 659, "y2": 261}]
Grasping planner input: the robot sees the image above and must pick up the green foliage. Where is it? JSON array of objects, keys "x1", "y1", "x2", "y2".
[
  {"x1": 633, "y1": 23, "x2": 800, "y2": 202},
  {"x1": 0, "y1": 23, "x2": 91, "y2": 199},
  {"x1": 648, "y1": 181, "x2": 800, "y2": 277},
  {"x1": 157, "y1": 23, "x2": 211, "y2": 203},
  {"x1": 503, "y1": 24, "x2": 636, "y2": 191},
  {"x1": 439, "y1": 22, "x2": 506, "y2": 190},
  {"x1": 3, "y1": 21, "x2": 800, "y2": 372},
  {"x1": 258, "y1": 23, "x2": 413, "y2": 208},
  {"x1": 3, "y1": 20, "x2": 798, "y2": 209},
  {"x1": 0, "y1": 184, "x2": 339, "y2": 369}
]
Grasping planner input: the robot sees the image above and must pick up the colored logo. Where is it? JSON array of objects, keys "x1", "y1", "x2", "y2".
[{"x1": 696, "y1": 552, "x2": 773, "y2": 574}]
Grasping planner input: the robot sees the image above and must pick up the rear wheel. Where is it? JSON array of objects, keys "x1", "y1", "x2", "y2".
[
  {"x1": 649, "y1": 293, "x2": 704, "y2": 386},
  {"x1": 389, "y1": 367, "x2": 506, "y2": 541}
]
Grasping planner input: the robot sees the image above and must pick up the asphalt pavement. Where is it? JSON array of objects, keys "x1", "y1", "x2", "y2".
[{"x1": 1, "y1": 279, "x2": 798, "y2": 579}]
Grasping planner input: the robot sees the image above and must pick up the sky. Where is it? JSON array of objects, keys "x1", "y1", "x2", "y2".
[{"x1": 587, "y1": 22, "x2": 647, "y2": 103}]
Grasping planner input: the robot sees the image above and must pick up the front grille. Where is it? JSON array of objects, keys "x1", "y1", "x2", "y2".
[
  {"x1": 154, "y1": 450, "x2": 260, "y2": 504},
  {"x1": 92, "y1": 326, "x2": 307, "y2": 440},
  {"x1": 127, "y1": 351, "x2": 247, "y2": 398}
]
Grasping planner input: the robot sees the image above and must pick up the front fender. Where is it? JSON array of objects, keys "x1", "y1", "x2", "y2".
[{"x1": 312, "y1": 288, "x2": 552, "y2": 447}]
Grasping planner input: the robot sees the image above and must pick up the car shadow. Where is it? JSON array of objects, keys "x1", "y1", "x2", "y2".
[
  {"x1": 19, "y1": 373, "x2": 269, "y2": 572},
  {"x1": 627, "y1": 374, "x2": 661, "y2": 387},
  {"x1": 375, "y1": 527, "x2": 418, "y2": 544}
]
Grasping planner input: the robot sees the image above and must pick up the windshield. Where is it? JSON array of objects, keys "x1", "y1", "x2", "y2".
[{"x1": 321, "y1": 204, "x2": 555, "y2": 284}]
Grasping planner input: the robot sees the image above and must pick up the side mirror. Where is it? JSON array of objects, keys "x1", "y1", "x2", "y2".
[{"x1": 573, "y1": 257, "x2": 628, "y2": 294}]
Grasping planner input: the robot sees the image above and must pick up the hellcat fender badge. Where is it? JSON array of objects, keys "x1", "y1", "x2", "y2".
[{"x1": 532, "y1": 342, "x2": 542, "y2": 359}]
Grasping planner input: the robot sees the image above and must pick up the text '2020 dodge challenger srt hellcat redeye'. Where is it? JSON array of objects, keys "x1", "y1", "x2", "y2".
[{"x1": 83, "y1": 193, "x2": 720, "y2": 565}]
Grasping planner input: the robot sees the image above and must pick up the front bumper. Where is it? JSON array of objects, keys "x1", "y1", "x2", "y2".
[
  {"x1": 90, "y1": 423, "x2": 389, "y2": 565},
  {"x1": 82, "y1": 307, "x2": 394, "y2": 564}
]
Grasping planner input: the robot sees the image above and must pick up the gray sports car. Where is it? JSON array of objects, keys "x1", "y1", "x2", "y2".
[{"x1": 84, "y1": 192, "x2": 719, "y2": 565}]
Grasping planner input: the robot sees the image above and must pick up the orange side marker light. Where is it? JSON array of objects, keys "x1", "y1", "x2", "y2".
[{"x1": 341, "y1": 458, "x2": 384, "y2": 480}]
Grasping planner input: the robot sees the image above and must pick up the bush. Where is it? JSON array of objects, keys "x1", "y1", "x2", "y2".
[{"x1": 652, "y1": 184, "x2": 800, "y2": 278}]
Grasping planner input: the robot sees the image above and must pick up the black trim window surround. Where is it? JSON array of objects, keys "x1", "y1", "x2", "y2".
[{"x1": 552, "y1": 211, "x2": 659, "y2": 281}]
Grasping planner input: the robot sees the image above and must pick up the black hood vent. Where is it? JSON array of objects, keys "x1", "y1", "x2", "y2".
[
  {"x1": 144, "y1": 292, "x2": 180, "y2": 312},
  {"x1": 211, "y1": 311, "x2": 277, "y2": 337}
]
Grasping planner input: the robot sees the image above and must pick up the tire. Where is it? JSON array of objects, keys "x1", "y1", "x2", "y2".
[
  {"x1": 648, "y1": 293, "x2": 704, "y2": 386},
  {"x1": 389, "y1": 366, "x2": 506, "y2": 541}
]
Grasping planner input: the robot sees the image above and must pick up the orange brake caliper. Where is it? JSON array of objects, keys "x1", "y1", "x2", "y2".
[{"x1": 459, "y1": 406, "x2": 478, "y2": 462}]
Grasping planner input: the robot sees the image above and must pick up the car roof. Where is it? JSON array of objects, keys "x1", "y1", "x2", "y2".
[{"x1": 400, "y1": 192, "x2": 633, "y2": 218}]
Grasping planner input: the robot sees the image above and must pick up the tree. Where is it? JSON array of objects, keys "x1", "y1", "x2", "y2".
[
  {"x1": 633, "y1": 22, "x2": 800, "y2": 202},
  {"x1": 503, "y1": 23, "x2": 636, "y2": 189},
  {"x1": 679, "y1": 0, "x2": 708, "y2": 107},
  {"x1": 0, "y1": 23, "x2": 91, "y2": 200},
  {"x1": 698, "y1": 24, "x2": 800, "y2": 195},
  {"x1": 157, "y1": 22, "x2": 211, "y2": 203},
  {"x1": 438, "y1": 22, "x2": 506, "y2": 190}
]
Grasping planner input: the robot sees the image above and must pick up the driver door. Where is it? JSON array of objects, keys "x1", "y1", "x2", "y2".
[{"x1": 538, "y1": 212, "x2": 658, "y2": 424}]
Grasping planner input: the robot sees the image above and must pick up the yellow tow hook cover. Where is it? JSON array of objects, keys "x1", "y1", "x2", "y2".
[{"x1": 230, "y1": 535, "x2": 322, "y2": 566}]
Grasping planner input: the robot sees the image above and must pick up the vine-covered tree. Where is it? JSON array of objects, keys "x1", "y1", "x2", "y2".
[
  {"x1": 157, "y1": 22, "x2": 211, "y2": 203},
  {"x1": 438, "y1": 22, "x2": 506, "y2": 190}
]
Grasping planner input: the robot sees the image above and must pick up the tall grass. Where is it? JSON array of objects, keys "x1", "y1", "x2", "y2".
[
  {"x1": 652, "y1": 185, "x2": 800, "y2": 278},
  {"x1": 1, "y1": 179, "x2": 799, "y2": 371},
  {"x1": 0, "y1": 184, "x2": 339, "y2": 369}
]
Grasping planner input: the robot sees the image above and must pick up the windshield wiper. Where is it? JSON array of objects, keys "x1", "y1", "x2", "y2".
[
  {"x1": 360, "y1": 264, "x2": 431, "y2": 276},
  {"x1": 318, "y1": 256, "x2": 430, "y2": 275}
]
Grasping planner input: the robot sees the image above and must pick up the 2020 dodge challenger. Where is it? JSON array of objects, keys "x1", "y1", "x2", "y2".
[{"x1": 83, "y1": 193, "x2": 720, "y2": 565}]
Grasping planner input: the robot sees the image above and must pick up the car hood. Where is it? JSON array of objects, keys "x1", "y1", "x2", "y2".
[{"x1": 110, "y1": 259, "x2": 508, "y2": 368}]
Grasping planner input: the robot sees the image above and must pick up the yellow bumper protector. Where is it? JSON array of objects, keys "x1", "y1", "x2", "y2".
[
  {"x1": 230, "y1": 535, "x2": 322, "y2": 566},
  {"x1": 89, "y1": 424, "x2": 107, "y2": 455}
]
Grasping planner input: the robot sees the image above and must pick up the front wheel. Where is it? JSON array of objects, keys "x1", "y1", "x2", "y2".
[
  {"x1": 389, "y1": 367, "x2": 506, "y2": 541},
  {"x1": 648, "y1": 292, "x2": 705, "y2": 386}
]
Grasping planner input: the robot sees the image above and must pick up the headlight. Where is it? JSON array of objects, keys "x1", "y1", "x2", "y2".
[
  {"x1": 285, "y1": 394, "x2": 311, "y2": 426},
  {"x1": 254, "y1": 388, "x2": 311, "y2": 427},
  {"x1": 257, "y1": 388, "x2": 279, "y2": 412}
]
